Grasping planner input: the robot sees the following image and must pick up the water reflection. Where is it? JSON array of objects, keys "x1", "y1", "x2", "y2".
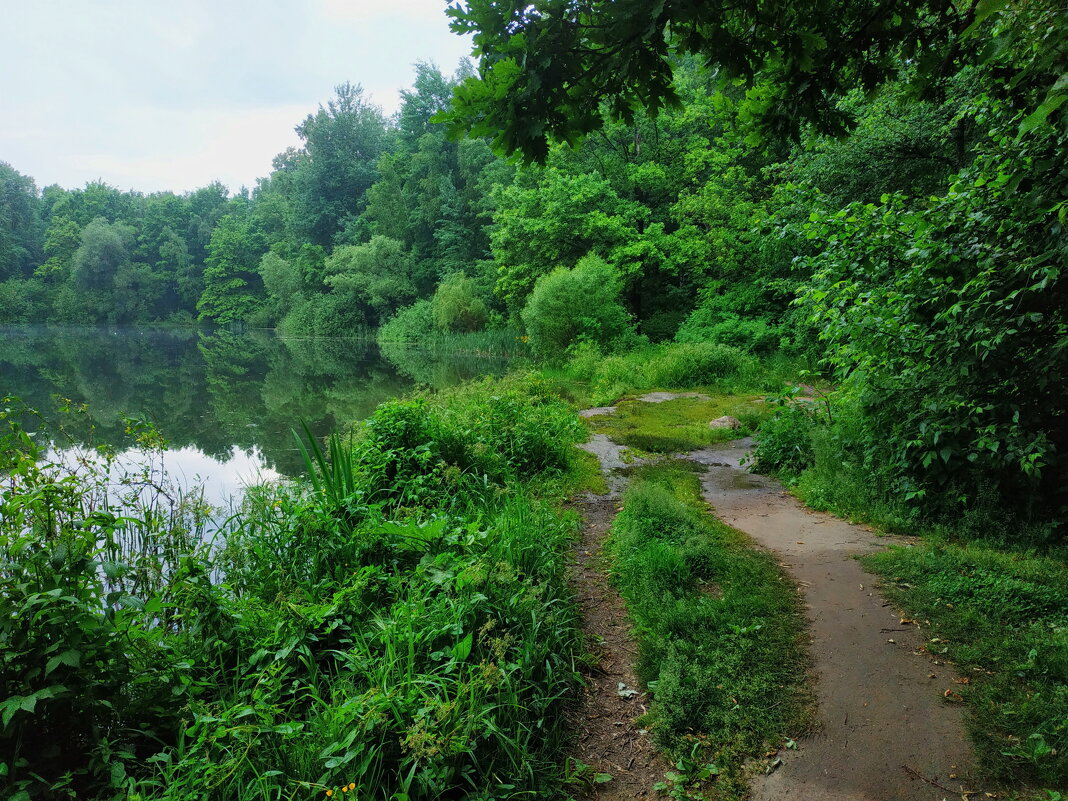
[{"x1": 1, "y1": 325, "x2": 508, "y2": 503}]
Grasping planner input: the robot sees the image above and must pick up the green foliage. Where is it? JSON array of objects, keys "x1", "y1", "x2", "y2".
[
  {"x1": 550, "y1": 341, "x2": 795, "y2": 409},
  {"x1": 440, "y1": 0, "x2": 969, "y2": 160},
  {"x1": 376, "y1": 299, "x2": 436, "y2": 344},
  {"x1": 492, "y1": 169, "x2": 648, "y2": 310},
  {"x1": 0, "y1": 162, "x2": 42, "y2": 280},
  {"x1": 864, "y1": 541, "x2": 1068, "y2": 787},
  {"x1": 675, "y1": 305, "x2": 782, "y2": 354},
  {"x1": 605, "y1": 463, "x2": 810, "y2": 797},
  {"x1": 645, "y1": 342, "x2": 754, "y2": 390},
  {"x1": 431, "y1": 272, "x2": 487, "y2": 333},
  {"x1": 291, "y1": 83, "x2": 389, "y2": 247},
  {"x1": 1, "y1": 376, "x2": 588, "y2": 800},
  {"x1": 751, "y1": 404, "x2": 817, "y2": 475},
  {"x1": 323, "y1": 236, "x2": 418, "y2": 328},
  {"x1": 196, "y1": 211, "x2": 266, "y2": 324},
  {"x1": 520, "y1": 254, "x2": 637, "y2": 358}
]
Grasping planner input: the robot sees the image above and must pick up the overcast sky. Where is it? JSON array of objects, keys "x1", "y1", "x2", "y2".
[{"x1": 0, "y1": 0, "x2": 473, "y2": 194}]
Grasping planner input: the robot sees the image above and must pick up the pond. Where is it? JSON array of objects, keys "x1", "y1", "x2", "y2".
[{"x1": 0, "y1": 325, "x2": 510, "y2": 507}]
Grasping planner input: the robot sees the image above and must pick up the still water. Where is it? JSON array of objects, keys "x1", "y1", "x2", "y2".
[{"x1": 0, "y1": 325, "x2": 509, "y2": 506}]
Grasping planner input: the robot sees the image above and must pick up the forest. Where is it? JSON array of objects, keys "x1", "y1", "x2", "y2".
[
  {"x1": 1, "y1": 0, "x2": 1066, "y2": 798},
  {"x1": 2, "y1": 0, "x2": 1064, "y2": 537}
]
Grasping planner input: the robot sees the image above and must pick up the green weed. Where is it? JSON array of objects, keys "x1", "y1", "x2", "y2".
[{"x1": 0, "y1": 378, "x2": 588, "y2": 801}]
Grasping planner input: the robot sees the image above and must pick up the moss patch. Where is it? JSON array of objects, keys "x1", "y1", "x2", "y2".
[{"x1": 587, "y1": 395, "x2": 769, "y2": 454}]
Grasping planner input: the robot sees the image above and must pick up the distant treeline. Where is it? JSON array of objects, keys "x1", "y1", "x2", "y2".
[{"x1": 1, "y1": 58, "x2": 964, "y2": 350}]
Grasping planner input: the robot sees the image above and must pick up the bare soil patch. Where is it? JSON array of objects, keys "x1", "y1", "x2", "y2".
[{"x1": 568, "y1": 495, "x2": 666, "y2": 800}]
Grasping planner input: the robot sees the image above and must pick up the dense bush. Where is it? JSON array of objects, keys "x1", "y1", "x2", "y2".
[
  {"x1": 520, "y1": 254, "x2": 637, "y2": 358},
  {"x1": 645, "y1": 342, "x2": 754, "y2": 389},
  {"x1": 675, "y1": 307, "x2": 781, "y2": 353},
  {"x1": 0, "y1": 378, "x2": 586, "y2": 801},
  {"x1": 431, "y1": 272, "x2": 488, "y2": 333},
  {"x1": 751, "y1": 404, "x2": 817, "y2": 475},
  {"x1": 376, "y1": 298, "x2": 434, "y2": 343}
]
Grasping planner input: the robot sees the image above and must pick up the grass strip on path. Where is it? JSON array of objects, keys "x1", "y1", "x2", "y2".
[{"x1": 604, "y1": 460, "x2": 811, "y2": 799}]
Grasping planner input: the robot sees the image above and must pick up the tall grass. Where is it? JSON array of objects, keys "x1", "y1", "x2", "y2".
[
  {"x1": 548, "y1": 341, "x2": 806, "y2": 407},
  {"x1": 377, "y1": 319, "x2": 529, "y2": 358},
  {"x1": 0, "y1": 377, "x2": 588, "y2": 801}
]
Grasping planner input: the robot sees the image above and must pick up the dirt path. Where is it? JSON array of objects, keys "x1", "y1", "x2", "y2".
[
  {"x1": 567, "y1": 445, "x2": 665, "y2": 799},
  {"x1": 692, "y1": 440, "x2": 983, "y2": 801}
]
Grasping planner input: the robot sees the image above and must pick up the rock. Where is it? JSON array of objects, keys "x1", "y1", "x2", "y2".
[
  {"x1": 637, "y1": 391, "x2": 710, "y2": 403},
  {"x1": 579, "y1": 406, "x2": 616, "y2": 418},
  {"x1": 709, "y1": 415, "x2": 742, "y2": 430}
]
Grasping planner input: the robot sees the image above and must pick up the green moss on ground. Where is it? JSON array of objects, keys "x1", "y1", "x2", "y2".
[{"x1": 587, "y1": 395, "x2": 769, "y2": 454}]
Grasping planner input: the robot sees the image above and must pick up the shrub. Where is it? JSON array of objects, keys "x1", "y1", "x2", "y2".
[
  {"x1": 645, "y1": 342, "x2": 753, "y2": 388},
  {"x1": 376, "y1": 299, "x2": 435, "y2": 343},
  {"x1": 675, "y1": 309, "x2": 781, "y2": 353},
  {"x1": 431, "y1": 272, "x2": 488, "y2": 333},
  {"x1": 520, "y1": 254, "x2": 636, "y2": 358},
  {"x1": 751, "y1": 404, "x2": 816, "y2": 475}
]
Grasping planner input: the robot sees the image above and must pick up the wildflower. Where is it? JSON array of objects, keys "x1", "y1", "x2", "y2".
[
  {"x1": 348, "y1": 784, "x2": 355, "y2": 791},
  {"x1": 325, "y1": 791, "x2": 333, "y2": 797}
]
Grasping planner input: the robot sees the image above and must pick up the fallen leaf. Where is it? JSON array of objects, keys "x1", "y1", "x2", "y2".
[{"x1": 956, "y1": 677, "x2": 971, "y2": 685}]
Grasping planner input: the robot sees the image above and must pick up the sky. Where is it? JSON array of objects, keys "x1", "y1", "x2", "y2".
[{"x1": 0, "y1": 0, "x2": 473, "y2": 194}]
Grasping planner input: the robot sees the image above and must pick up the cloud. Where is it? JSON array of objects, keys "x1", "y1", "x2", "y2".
[{"x1": 0, "y1": 0, "x2": 473, "y2": 193}]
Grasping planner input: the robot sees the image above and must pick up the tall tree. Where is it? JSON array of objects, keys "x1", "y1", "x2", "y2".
[
  {"x1": 0, "y1": 162, "x2": 42, "y2": 281},
  {"x1": 291, "y1": 83, "x2": 390, "y2": 247}
]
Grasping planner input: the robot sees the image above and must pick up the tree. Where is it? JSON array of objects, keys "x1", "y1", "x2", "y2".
[
  {"x1": 431, "y1": 272, "x2": 487, "y2": 332},
  {"x1": 0, "y1": 162, "x2": 42, "y2": 281},
  {"x1": 291, "y1": 83, "x2": 390, "y2": 247},
  {"x1": 398, "y1": 61, "x2": 457, "y2": 143},
  {"x1": 197, "y1": 212, "x2": 266, "y2": 323},
  {"x1": 323, "y1": 236, "x2": 418, "y2": 327},
  {"x1": 491, "y1": 168, "x2": 647, "y2": 310},
  {"x1": 439, "y1": 0, "x2": 972, "y2": 160},
  {"x1": 71, "y1": 218, "x2": 135, "y2": 293}
]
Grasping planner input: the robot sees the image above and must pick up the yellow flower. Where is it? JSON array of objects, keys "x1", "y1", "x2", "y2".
[
  {"x1": 348, "y1": 784, "x2": 356, "y2": 791},
  {"x1": 340, "y1": 787, "x2": 348, "y2": 793},
  {"x1": 325, "y1": 791, "x2": 333, "y2": 797}
]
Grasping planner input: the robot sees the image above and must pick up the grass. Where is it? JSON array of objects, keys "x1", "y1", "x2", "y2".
[
  {"x1": 605, "y1": 461, "x2": 812, "y2": 799},
  {"x1": 862, "y1": 540, "x2": 1068, "y2": 792},
  {"x1": 542, "y1": 341, "x2": 809, "y2": 409},
  {"x1": 586, "y1": 395, "x2": 769, "y2": 455}
]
